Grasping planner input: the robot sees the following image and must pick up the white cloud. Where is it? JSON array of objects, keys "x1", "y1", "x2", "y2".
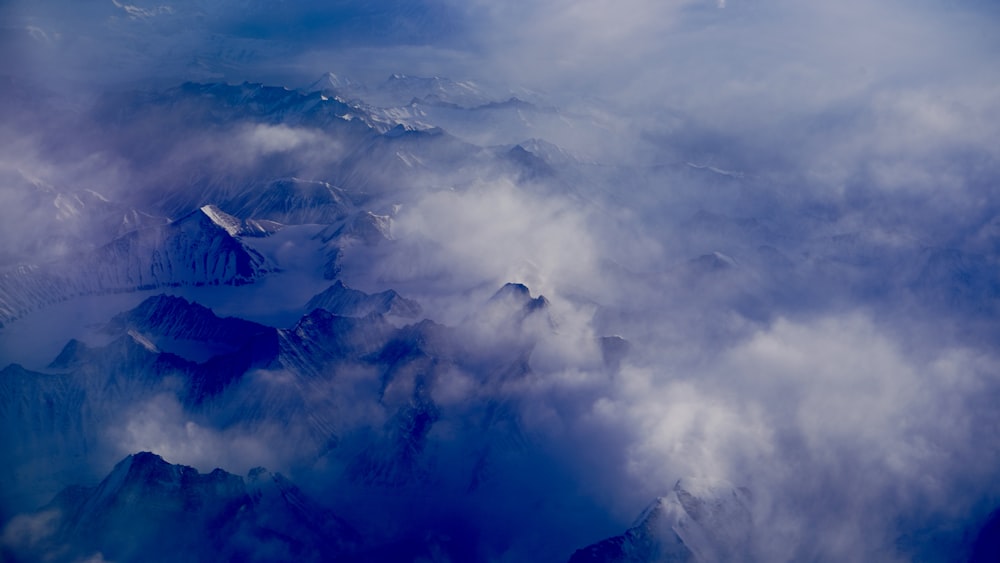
[
  {"x1": 584, "y1": 312, "x2": 1000, "y2": 559},
  {"x1": 108, "y1": 393, "x2": 302, "y2": 475},
  {"x1": 241, "y1": 124, "x2": 318, "y2": 155},
  {"x1": 2, "y1": 0, "x2": 1000, "y2": 557},
  {"x1": 384, "y1": 179, "x2": 604, "y2": 300},
  {"x1": 1, "y1": 509, "x2": 60, "y2": 551},
  {"x1": 111, "y1": 0, "x2": 173, "y2": 20}
]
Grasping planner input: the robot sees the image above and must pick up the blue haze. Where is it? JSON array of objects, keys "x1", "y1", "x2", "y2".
[{"x1": 0, "y1": 1, "x2": 999, "y2": 561}]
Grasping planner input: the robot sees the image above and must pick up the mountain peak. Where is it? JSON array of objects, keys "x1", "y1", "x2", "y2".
[
  {"x1": 310, "y1": 72, "x2": 359, "y2": 93},
  {"x1": 304, "y1": 280, "x2": 421, "y2": 319},
  {"x1": 94, "y1": 451, "x2": 185, "y2": 504},
  {"x1": 48, "y1": 338, "x2": 91, "y2": 369},
  {"x1": 494, "y1": 282, "x2": 531, "y2": 298},
  {"x1": 490, "y1": 282, "x2": 549, "y2": 312},
  {"x1": 571, "y1": 478, "x2": 753, "y2": 563},
  {"x1": 123, "y1": 450, "x2": 169, "y2": 471},
  {"x1": 598, "y1": 335, "x2": 630, "y2": 372}
]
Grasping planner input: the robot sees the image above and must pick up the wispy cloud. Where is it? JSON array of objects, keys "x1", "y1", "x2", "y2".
[{"x1": 111, "y1": 0, "x2": 173, "y2": 20}]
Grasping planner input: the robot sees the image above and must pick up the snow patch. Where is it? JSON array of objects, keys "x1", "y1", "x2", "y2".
[
  {"x1": 125, "y1": 329, "x2": 159, "y2": 353},
  {"x1": 199, "y1": 205, "x2": 244, "y2": 237}
]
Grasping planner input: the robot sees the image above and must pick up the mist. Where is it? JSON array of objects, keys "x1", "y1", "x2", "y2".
[{"x1": 2, "y1": 0, "x2": 1000, "y2": 561}]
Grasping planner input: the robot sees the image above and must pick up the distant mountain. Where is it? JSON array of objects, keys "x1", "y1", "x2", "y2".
[
  {"x1": 88, "y1": 81, "x2": 390, "y2": 219},
  {"x1": 301, "y1": 72, "x2": 583, "y2": 160},
  {"x1": 222, "y1": 177, "x2": 354, "y2": 226},
  {"x1": 357, "y1": 93, "x2": 569, "y2": 150},
  {"x1": 305, "y1": 280, "x2": 421, "y2": 319},
  {"x1": 0, "y1": 205, "x2": 270, "y2": 327},
  {"x1": 306, "y1": 72, "x2": 364, "y2": 99},
  {"x1": 332, "y1": 122, "x2": 479, "y2": 197},
  {"x1": 372, "y1": 74, "x2": 496, "y2": 108},
  {"x1": 100, "y1": 81, "x2": 366, "y2": 132},
  {"x1": 316, "y1": 210, "x2": 393, "y2": 246},
  {"x1": 478, "y1": 282, "x2": 551, "y2": 331},
  {"x1": 0, "y1": 169, "x2": 169, "y2": 268}
]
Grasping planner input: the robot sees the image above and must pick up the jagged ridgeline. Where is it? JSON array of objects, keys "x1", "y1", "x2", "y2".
[
  {"x1": 0, "y1": 77, "x2": 573, "y2": 328},
  {"x1": 9, "y1": 452, "x2": 359, "y2": 563},
  {"x1": 0, "y1": 279, "x2": 633, "y2": 561}
]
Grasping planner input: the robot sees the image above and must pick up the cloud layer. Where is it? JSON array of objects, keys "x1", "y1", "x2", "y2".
[{"x1": 2, "y1": 0, "x2": 1000, "y2": 560}]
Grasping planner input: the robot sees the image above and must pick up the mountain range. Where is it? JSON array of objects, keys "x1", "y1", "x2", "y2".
[{"x1": 1, "y1": 70, "x2": 998, "y2": 562}]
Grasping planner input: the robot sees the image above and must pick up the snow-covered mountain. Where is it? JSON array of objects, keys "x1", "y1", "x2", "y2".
[
  {"x1": 100, "y1": 81, "x2": 368, "y2": 132},
  {"x1": 311, "y1": 72, "x2": 497, "y2": 109},
  {"x1": 0, "y1": 205, "x2": 270, "y2": 327},
  {"x1": 569, "y1": 479, "x2": 754, "y2": 563},
  {"x1": 0, "y1": 169, "x2": 170, "y2": 268}
]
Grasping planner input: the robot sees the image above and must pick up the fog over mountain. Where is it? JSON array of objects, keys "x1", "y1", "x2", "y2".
[{"x1": 2, "y1": 1, "x2": 1000, "y2": 561}]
